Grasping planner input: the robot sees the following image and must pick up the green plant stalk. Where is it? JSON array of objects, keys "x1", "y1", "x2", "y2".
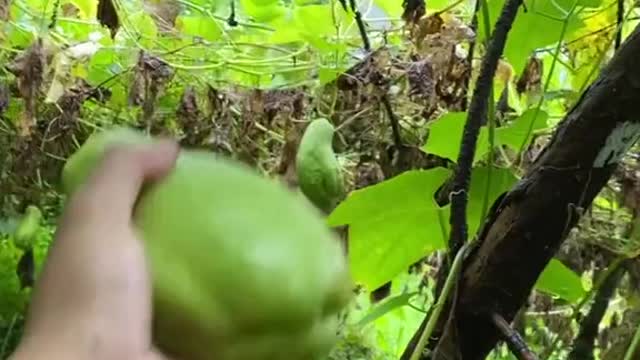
[
  {"x1": 0, "y1": 314, "x2": 19, "y2": 359},
  {"x1": 517, "y1": 0, "x2": 578, "y2": 158},
  {"x1": 409, "y1": 242, "x2": 471, "y2": 360},
  {"x1": 624, "y1": 322, "x2": 640, "y2": 360},
  {"x1": 438, "y1": 208, "x2": 450, "y2": 245},
  {"x1": 480, "y1": 0, "x2": 497, "y2": 224},
  {"x1": 176, "y1": 0, "x2": 275, "y2": 31}
]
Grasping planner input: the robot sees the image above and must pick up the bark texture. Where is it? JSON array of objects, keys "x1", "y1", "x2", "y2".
[{"x1": 425, "y1": 23, "x2": 640, "y2": 359}]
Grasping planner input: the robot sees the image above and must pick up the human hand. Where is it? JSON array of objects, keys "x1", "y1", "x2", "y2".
[{"x1": 10, "y1": 140, "x2": 180, "y2": 360}]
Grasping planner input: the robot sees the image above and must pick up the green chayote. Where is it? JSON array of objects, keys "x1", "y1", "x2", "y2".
[
  {"x1": 13, "y1": 205, "x2": 42, "y2": 251},
  {"x1": 296, "y1": 118, "x2": 345, "y2": 214},
  {"x1": 61, "y1": 127, "x2": 353, "y2": 360}
]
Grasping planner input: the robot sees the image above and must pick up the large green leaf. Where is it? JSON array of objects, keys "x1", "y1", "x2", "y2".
[
  {"x1": 422, "y1": 112, "x2": 490, "y2": 163},
  {"x1": 176, "y1": 15, "x2": 222, "y2": 42},
  {"x1": 535, "y1": 258, "x2": 586, "y2": 303},
  {"x1": 86, "y1": 48, "x2": 121, "y2": 85},
  {"x1": 328, "y1": 168, "x2": 451, "y2": 290},
  {"x1": 239, "y1": 0, "x2": 285, "y2": 23},
  {"x1": 467, "y1": 166, "x2": 518, "y2": 236},
  {"x1": 422, "y1": 109, "x2": 549, "y2": 162},
  {"x1": 122, "y1": 12, "x2": 159, "y2": 47},
  {"x1": 496, "y1": 108, "x2": 549, "y2": 151},
  {"x1": 292, "y1": 4, "x2": 352, "y2": 53},
  {"x1": 478, "y1": 0, "x2": 586, "y2": 74}
]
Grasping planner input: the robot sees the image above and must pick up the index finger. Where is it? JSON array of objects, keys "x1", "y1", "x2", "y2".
[{"x1": 64, "y1": 140, "x2": 179, "y2": 227}]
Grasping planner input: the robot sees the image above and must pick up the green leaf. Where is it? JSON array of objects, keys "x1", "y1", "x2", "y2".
[
  {"x1": 5, "y1": 24, "x2": 35, "y2": 48},
  {"x1": 269, "y1": 17, "x2": 304, "y2": 44},
  {"x1": 372, "y1": 0, "x2": 403, "y2": 17},
  {"x1": 87, "y1": 48, "x2": 121, "y2": 85},
  {"x1": 358, "y1": 292, "x2": 418, "y2": 326},
  {"x1": 0, "y1": 218, "x2": 19, "y2": 236},
  {"x1": 176, "y1": 15, "x2": 222, "y2": 42},
  {"x1": 423, "y1": 109, "x2": 550, "y2": 163},
  {"x1": 535, "y1": 258, "x2": 586, "y2": 303},
  {"x1": 239, "y1": 0, "x2": 285, "y2": 23},
  {"x1": 65, "y1": 0, "x2": 97, "y2": 19},
  {"x1": 467, "y1": 167, "x2": 518, "y2": 236},
  {"x1": 123, "y1": 12, "x2": 158, "y2": 46},
  {"x1": 495, "y1": 108, "x2": 549, "y2": 150},
  {"x1": 295, "y1": 5, "x2": 335, "y2": 35},
  {"x1": 328, "y1": 169, "x2": 451, "y2": 291},
  {"x1": 318, "y1": 66, "x2": 348, "y2": 85},
  {"x1": 478, "y1": 0, "x2": 584, "y2": 74},
  {"x1": 293, "y1": 4, "x2": 350, "y2": 53},
  {"x1": 422, "y1": 112, "x2": 490, "y2": 163}
]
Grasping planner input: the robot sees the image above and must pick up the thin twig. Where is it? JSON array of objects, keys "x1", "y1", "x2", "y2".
[
  {"x1": 448, "y1": 0, "x2": 523, "y2": 257},
  {"x1": 381, "y1": 96, "x2": 403, "y2": 147},
  {"x1": 348, "y1": 0, "x2": 402, "y2": 147},
  {"x1": 409, "y1": 242, "x2": 473, "y2": 360},
  {"x1": 615, "y1": 0, "x2": 624, "y2": 49},
  {"x1": 492, "y1": 312, "x2": 540, "y2": 360}
]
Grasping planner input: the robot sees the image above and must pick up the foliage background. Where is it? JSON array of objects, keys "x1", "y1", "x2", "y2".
[{"x1": 1, "y1": 0, "x2": 640, "y2": 358}]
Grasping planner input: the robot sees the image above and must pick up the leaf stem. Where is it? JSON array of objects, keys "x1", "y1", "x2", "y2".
[{"x1": 409, "y1": 242, "x2": 471, "y2": 360}]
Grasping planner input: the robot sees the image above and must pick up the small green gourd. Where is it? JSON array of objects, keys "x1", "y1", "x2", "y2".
[{"x1": 296, "y1": 118, "x2": 345, "y2": 214}]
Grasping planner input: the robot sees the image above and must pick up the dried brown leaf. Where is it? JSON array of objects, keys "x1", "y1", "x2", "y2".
[
  {"x1": 6, "y1": 39, "x2": 47, "y2": 136},
  {"x1": 402, "y1": 0, "x2": 425, "y2": 25},
  {"x1": 414, "y1": 13, "x2": 444, "y2": 44},
  {"x1": 0, "y1": 0, "x2": 10, "y2": 21},
  {"x1": 62, "y1": 3, "x2": 79, "y2": 17},
  {"x1": 0, "y1": 81, "x2": 9, "y2": 115},
  {"x1": 337, "y1": 48, "x2": 391, "y2": 91},
  {"x1": 277, "y1": 125, "x2": 303, "y2": 189},
  {"x1": 355, "y1": 161, "x2": 384, "y2": 189},
  {"x1": 128, "y1": 51, "x2": 174, "y2": 126},
  {"x1": 145, "y1": 0, "x2": 181, "y2": 33},
  {"x1": 496, "y1": 59, "x2": 514, "y2": 85},
  {"x1": 97, "y1": 0, "x2": 119, "y2": 39},
  {"x1": 57, "y1": 80, "x2": 94, "y2": 123},
  {"x1": 177, "y1": 86, "x2": 200, "y2": 124},
  {"x1": 407, "y1": 59, "x2": 435, "y2": 100},
  {"x1": 516, "y1": 55, "x2": 543, "y2": 95},
  {"x1": 128, "y1": 71, "x2": 145, "y2": 106},
  {"x1": 263, "y1": 88, "x2": 305, "y2": 124}
]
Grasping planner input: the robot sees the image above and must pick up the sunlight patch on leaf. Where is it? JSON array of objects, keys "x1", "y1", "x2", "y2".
[{"x1": 535, "y1": 258, "x2": 587, "y2": 303}]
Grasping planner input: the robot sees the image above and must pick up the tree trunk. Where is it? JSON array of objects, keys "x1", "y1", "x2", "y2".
[
  {"x1": 408, "y1": 23, "x2": 640, "y2": 360},
  {"x1": 568, "y1": 262, "x2": 626, "y2": 360}
]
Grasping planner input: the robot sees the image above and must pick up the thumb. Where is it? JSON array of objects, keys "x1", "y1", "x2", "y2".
[{"x1": 66, "y1": 139, "x2": 179, "y2": 225}]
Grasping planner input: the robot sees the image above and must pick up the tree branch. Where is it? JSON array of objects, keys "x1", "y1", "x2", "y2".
[{"x1": 430, "y1": 22, "x2": 640, "y2": 359}]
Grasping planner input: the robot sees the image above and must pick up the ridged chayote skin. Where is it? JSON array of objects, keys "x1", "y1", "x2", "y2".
[
  {"x1": 61, "y1": 127, "x2": 353, "y2": 360},
  {"x1": 295, "y1": 118, "x2": 345, "y2": 214}
]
